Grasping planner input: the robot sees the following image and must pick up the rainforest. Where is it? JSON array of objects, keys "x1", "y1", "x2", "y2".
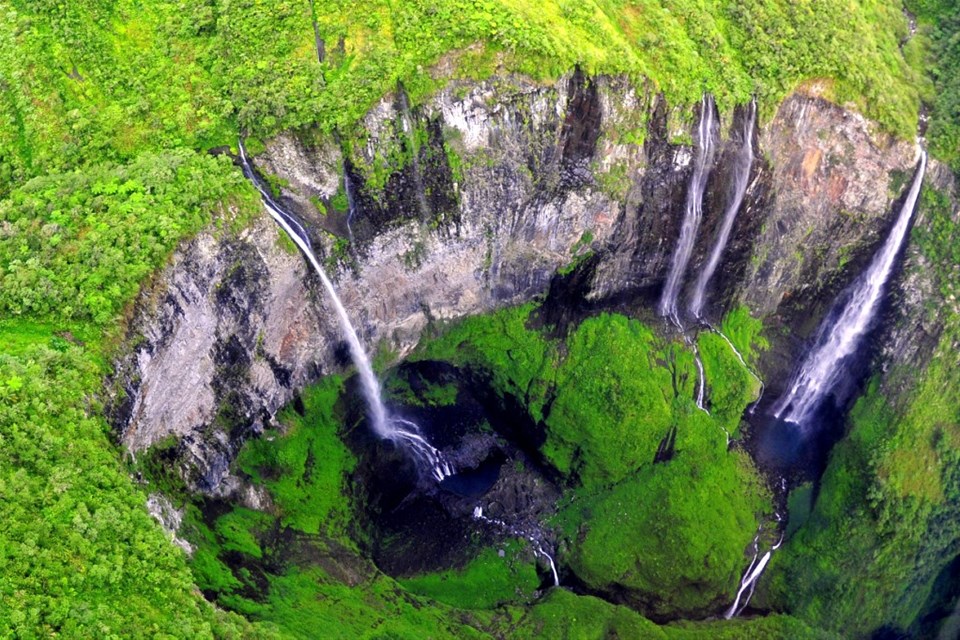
[{"x1": 2, "y1": 1, "x2": 960, "y2": 638}]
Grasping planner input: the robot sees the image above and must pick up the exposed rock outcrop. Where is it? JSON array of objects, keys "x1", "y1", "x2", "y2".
[{"x1": 109, "y1": 72, "x2": 933, "y2": 495}]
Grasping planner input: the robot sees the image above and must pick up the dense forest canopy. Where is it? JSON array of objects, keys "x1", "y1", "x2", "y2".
[{"x1": 0, "y1": 0, "x2": 958, "y2": 637}]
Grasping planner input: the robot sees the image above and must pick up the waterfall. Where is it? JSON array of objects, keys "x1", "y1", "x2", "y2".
[
  {"x1": 473, "y1": 506, "x2": 559, "y2": 587},
  {"x1": 659, "y1": 95, "x2": 718, "y2": 324},
  {"x1": 706, "y1": 323, "x2": 765, "y2": 414},
  {"x1": 689, "y1": 99, "x2": 756, "y2": 319},
  {"x1": 692, "y1": 344, "x2": 708, "y2": 413},
  {"x1": 772, "y1": 151, "x2": 927, "y2": 426},
  {"x1": 724, "y1": 539, "x2": 781, "y2": 618},
  {"x1": 725, "y1": 514, "x2": 784, "y2": 619},
  {"x1": 238, "y1": 141, "x2": 452, "y2": 480},
  {"x1": 343, "y1": 168, "x2": 357, "y2": 243}
]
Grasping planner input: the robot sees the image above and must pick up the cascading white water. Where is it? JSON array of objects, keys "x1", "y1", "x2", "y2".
[
  {"x1": 692, "y1": 345, "x2": 708, "y2": 412},
  {"x1": 725, "y1": 513, "x2": 784, "y2": 619},
  {"x1": 689, "y1": 99, "x2": 756, "y2": 319},
  {"x1": 659, "y1": 95, "x2": 718, "y2": 324},
  {"x1": 343, "y1": 168, "x2": 358, "y2": 243},
  {"x1": 706, "y1": 323, "x2": 765, "y2": 414},
  {"x1": 239, "y1": 142, "x2": 390, "y2": 437},
  {"x1": 771, "y1": 151, "x2": 927, "y2": 426},
  {"x1": 472, "y1": 506, "x2": 559, "y2": 587},
  {"x1": 238, "y1": 142, "x2": 452, "y2": 480}
]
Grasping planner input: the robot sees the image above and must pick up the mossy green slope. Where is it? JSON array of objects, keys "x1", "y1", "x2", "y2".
[
  {"x1": 417, "y1": 306, "x2": 770, "y2": 618},
  {"x1": 178, "y1": 318, "x2": 822, "y2": 637},
  {"x1": 506, "y1": 588, "x2": 838, "y2": 639}
]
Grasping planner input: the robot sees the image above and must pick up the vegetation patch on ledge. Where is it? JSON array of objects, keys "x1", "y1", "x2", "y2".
[{"x1": 0, "y1": 0, "x2": 932, "y2": 198}]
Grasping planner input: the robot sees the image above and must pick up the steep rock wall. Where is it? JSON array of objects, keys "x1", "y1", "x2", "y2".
[{"x1": 109, "y1": 73, "x2": 927, "y2": 494}]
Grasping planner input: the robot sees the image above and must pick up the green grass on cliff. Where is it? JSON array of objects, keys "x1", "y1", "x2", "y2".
[
  {"x1": 399, "y1": 542, "x2": 541, "y2": 610},
  {"x1": 906, "y1": 0, "x2": 960, "y2": 174},
  {"x1": 0, "y1": 152, "x2": 266, "y2": 634},
  {"x1": 507, "y1": 588, "x2": 838, "y2": 639},
  {"x1": 175, "y1": 317, "x2": 826, "y2": 638},
  {"x1": 0, "y1": 339, "x2": 259, "y2": 637},
  {"x1": 0, "y1": 150, "x2": 258, "y2": 325},
  {"x1": 415, "y1": 305, "x2": 771, "y2": 618},
  {"x1": 0, "y1": 0, "x2": 931, "y2": 199},
  {"x1": 0, "y1": 0, "x2": 949, "y2": 636},
  {"x1": 236, "y1": 377, "x2": 357, "y2": 539}
]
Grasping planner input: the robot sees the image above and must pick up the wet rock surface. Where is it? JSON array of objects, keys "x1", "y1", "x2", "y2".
[
  {"x1": 109, "y1": 72, "x2": 931, "y2": 498},
  {"x1": 348, "y1": 361, "x2": 560, "y2": 580}
]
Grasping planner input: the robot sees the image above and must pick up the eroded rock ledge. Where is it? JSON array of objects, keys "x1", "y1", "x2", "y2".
[{"x1": 108, "y1": 72, "x2": 932, "y2": 495}]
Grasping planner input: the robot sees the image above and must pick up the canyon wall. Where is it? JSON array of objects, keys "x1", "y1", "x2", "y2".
[{"x1": 108, "y1": 72, "x2": 943, "y2": 495}]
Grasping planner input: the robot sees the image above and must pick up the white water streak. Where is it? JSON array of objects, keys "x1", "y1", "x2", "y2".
[
  {"x1": 725, "y1": 550, "x2": 771, "y2": 619},
  {"x1": 693, "y1": 347, "x2": 708, "y2": 413},
  {"x1": 392, "y1": 418, "x2": 454, "y2": 481},
  {"x1": 343, "y1": 169, "x2": 358, "y2": 243},
  {"x1": 772, "y1": 151, "x2": 926, "y2": 425},
  {"x1": 240, "y1": 142, "x2": 454, "y2": 479},
  {"x1": 472, "y1": 507, "x2": 559, "y2": 587},
  {"x1": 239, "y1": 142, "x2": 391, "y2": 438},
  {"x1": 690, "y1": 99, "x2": 756, "y2": 318},
  {"x1": 708, "y1": 324, "x2": 765, "y2": 413},
  {"x1": 659, "y1": 95, "x2": 717, "y2": 322}
]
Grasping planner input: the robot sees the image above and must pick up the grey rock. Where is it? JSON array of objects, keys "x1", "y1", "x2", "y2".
[{"x1": 109, "y1": 73, "x2": 946, "y2": 496}]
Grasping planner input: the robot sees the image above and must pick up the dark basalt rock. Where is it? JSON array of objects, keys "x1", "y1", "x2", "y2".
[
  {"x1": 340, "y1": 360, "x2": 560, "y2": 579},
  {"x1": 110, "y1": 72, "x2": 926, "y2": 505}
]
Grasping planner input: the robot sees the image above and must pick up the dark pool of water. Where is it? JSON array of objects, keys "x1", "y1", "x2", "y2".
[
  {"x1": 744, "y1": 398, "x2": 847, "y2": 487},
  {"x1": 439, "y1": 453, "x2": 504, "y2": 498}
]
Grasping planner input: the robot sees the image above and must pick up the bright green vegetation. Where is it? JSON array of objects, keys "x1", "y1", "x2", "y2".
[
  {"x1": 181, "y1": 376, "x2": 497, "y2": 638},
  {"x1": 400, "y1": 542, "x2": 541, "y2": 609},
  {"x1": 236, "y1": 378, "x2": 357, "y2": 538},
  {"x1": 760, "y1": 183, "x2": 960, "y2": 635},
  {"x1": 421, "y1": 307, "x2": 764, "y2": 487},
  {"x1": 0, "y1": 148, "x2": 264, "y2": 633},
  {"x1": 417, "y1": 306, "x2": 771, "y2": 617},
  {"x1": 0, "y1": 150, "x2": 256, "y2": 324},
  {"x1": 172, "y1": 309, "x2": 830, "y2": 637},
  {"x1": 0, "y1": 0, "x2": 949, "y2": 635},
  {"x1": 698, "y1": 330, "x2": 762, "y2": 433},
  {"x1": 417, "y1": 302, "x2": 554, "y2": 421},
  {"x1": 506, "y1": 588, "x2": 837, "y2": 639},
  {"x1": 556, "y1": 447, "x2": 768, "y2": 617},
  {"x1": 384, "y1": 371, "x2": 460, "y2": 408},
  {"x1": 718, "y1": 304, "x2": 769, "y2": 363},
  {"x1": 0, "y1": 341, "x2": 253, "y2": 636},
  {"x1": 544, "y1": 316, "x2": 686, "y2": 484},
  {"x1": 0, "y1": 0, "x2": 931, "y2": 199},
  {"x1": 906, "y1": 0, "x2": 960, "y2": 174}
]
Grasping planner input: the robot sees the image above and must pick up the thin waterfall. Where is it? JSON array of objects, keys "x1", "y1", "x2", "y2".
[
  {"x1": 690, "y1": 99, "x2": 756, "y2": 319},
  {"x1": 692, "y1": 342, "x2": 708, "y2": 412},
  {"x1": 343, "y1": 168, "x2": 357, "y2": 243},
  {"x1": 725, "y1": 528, "x2": 784, "y2": 618},
  {"x1": 238, "y1": 141, "x2": 452, "y2": 480},
  {"x1": 704, "y1": 322, "x2": 765, "y2": 414},
  {"x1": 772, "y1": 150, "x2": 927, "y2": 426},
  {"x1": 659, "y1": 95, "x2": 718, "y2": 324},
  {"x1": 473, "y1": 506, "x2": 559, "y2": 587}
]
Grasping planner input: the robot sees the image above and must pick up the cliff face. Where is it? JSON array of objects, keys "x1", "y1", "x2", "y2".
[{"x1": 108, "y1": 72, "x2": 929, "y2": 495}]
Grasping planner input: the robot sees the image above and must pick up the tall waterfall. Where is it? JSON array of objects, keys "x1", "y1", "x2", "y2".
[
  {"x1": 659, "y1": 95, "x2": 718, "y2": 324},
  {"x1": 689, "y1": 99, "x2": 756, "y2": 318},
  {"x1": 771, "y1": 150, "x2": 927, "y2": 426},
  {"x1": 238, "y1": 142, "x2": 452, "y2": 480}
]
